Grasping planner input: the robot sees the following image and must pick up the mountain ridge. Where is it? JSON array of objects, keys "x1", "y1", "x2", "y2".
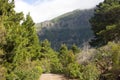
[{"x1": 36, "y1": 9, "x2": 94, "y2": 50}]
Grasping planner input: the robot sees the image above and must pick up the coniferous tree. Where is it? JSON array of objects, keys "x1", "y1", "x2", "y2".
[
  {"x1": 59, "y1": 44, "x2": 69, "y2": 67},
  {"x1": 59, "y1": 44, "x2": 75, "y2": 68},
  {"x1": 40, "y1": 39, "x2": 62, "y2": 73},
  {"x1": 0, "y1": 0, "x2": 43, "y2": 79},
  {"x1": 71, "y1": 44, "x2": 80, "y2": 54},
  {"x1": 90, "y1": 0, "x2": 120, "y2": 46}
]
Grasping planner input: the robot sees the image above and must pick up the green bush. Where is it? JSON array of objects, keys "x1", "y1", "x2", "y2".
[
  {"x1": 50, "y1": 58, "x2": 63, "y2": 73},
  {"x1": 109, "y1": 42, "x2": 120, "y2": 67},
  {"x1": 23, "y1": 66, "x2": 43, "y2": 80},
  {"x1": 71, "y1": 44, "x2": 80, "y2": 54},
  {"x1": 40, "y1": 40, "x2": 63, "y2": 73},
  {"x1": 40, "y1": 58, "x2": 63, "y2": 73},
  {"x1": 99, "y1": 42, "x2": 120, "y2": 80},
  {"x1": 6, "y1": 61, "x2": 43, "y2": 80},
  {"x1": 80, "y1": 63, "x2": 100, "y2": 80},
  {"x1": 64, "y1": 63, "x2": 80, "y2": 78},
  {"x1": 40, "y1": 59, "x2": 51, "y2": 73},
  {"x1": 0, "y1": 66, "x2": 7, "y2": 80}
]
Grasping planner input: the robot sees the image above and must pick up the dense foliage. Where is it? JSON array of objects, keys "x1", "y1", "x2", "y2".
[
  {"x1": 0, "y1": 0, "x2": 120, "y2": 80},
  {"x1": 36, "y1": 9, "x2": 94, "y2": 50},
  {"x1": 90, "y1": 0, "x2": 120, "y2": 46},
  {"x1": 0, "y1": 0, "x2": 42, "y2": 79},
  {"x1": 40, "y1": 39, "x2": 62, "y2": 73}
]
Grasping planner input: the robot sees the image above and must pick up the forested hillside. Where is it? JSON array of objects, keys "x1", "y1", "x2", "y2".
[{"x1": 36, "y1": 9, "x2": 94, "y2": 50}]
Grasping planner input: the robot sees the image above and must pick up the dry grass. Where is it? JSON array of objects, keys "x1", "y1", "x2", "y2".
[{"x1": 76, "y1": 48, "x2": 96, "y2": 63}]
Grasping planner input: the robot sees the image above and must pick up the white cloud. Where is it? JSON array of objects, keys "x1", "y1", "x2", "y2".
[{"x1": 14, "y1": 0, "x2": 104, "y2": 23}]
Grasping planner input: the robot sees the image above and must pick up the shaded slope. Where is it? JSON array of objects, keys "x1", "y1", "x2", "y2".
[{"x1": 36, "y1": 9, "x2": 94, "y2": 50}]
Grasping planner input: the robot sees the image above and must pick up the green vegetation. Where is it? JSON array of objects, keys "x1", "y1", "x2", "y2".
[
  {"x1": 36, "y1": 9, "x2": 94, "y2": 50},
  {"x1": 0, "y1": 0, "x2": 120, "y2": 80},
  {"x1": 40, "y1": 39, "x2": 62, "y2": 73},
  {"x1": 0, "y1": 0, "x2": 43, "y2": 80},
  {"x1": 81, "y1": 63, "x2": 100, "y2": 80},
  {"x1": 90, "y1": 0, "x2": 120, "y2": 46}
]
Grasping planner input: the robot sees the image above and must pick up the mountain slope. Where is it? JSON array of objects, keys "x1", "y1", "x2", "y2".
[{"x1": 36, "y1": 9, "x2": 94, "y2": 50}]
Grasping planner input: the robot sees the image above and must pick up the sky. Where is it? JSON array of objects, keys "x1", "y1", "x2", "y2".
[{"x1": 14, "y1": 0, "x2": 104, "y2": 23}]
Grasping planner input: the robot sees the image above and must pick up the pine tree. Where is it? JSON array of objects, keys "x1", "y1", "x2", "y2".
[
  {"x1": 71, "y1": 44, "x2": 80, "y2": 54},
  {"x1": 0, "y1": 0, "x2": 43, "y2": 79},
  {"x1": 90, "y1": 0, "x2": 120, "y2": 46},
  {"x1": 40, "y1": 39, "x2": 62, "y2": 73},
  {"x1": 59, "y1": 44, "x2": 75, "y2": 67}
]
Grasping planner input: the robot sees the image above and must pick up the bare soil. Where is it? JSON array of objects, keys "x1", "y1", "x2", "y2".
[{"x1": 39, "y1": 73, "x2": 78, "y2": 80}]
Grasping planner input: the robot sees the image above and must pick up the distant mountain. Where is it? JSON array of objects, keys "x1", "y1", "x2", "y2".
[{"x1": 36, "y1": 9, "x2": 94, "y2": 50}]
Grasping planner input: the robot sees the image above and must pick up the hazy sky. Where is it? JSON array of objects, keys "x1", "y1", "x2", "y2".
[{"x1": 14, "y1": 0, "x2": 104, "y2": 23}]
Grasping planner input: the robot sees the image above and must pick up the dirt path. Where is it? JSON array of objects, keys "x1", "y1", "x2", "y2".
[
  {"x1": 40, "y1": 74, "x2": 67, "y2": 80},
  {"x1": 39, "y1": 73, "x2": 77, "y2": 80}
]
